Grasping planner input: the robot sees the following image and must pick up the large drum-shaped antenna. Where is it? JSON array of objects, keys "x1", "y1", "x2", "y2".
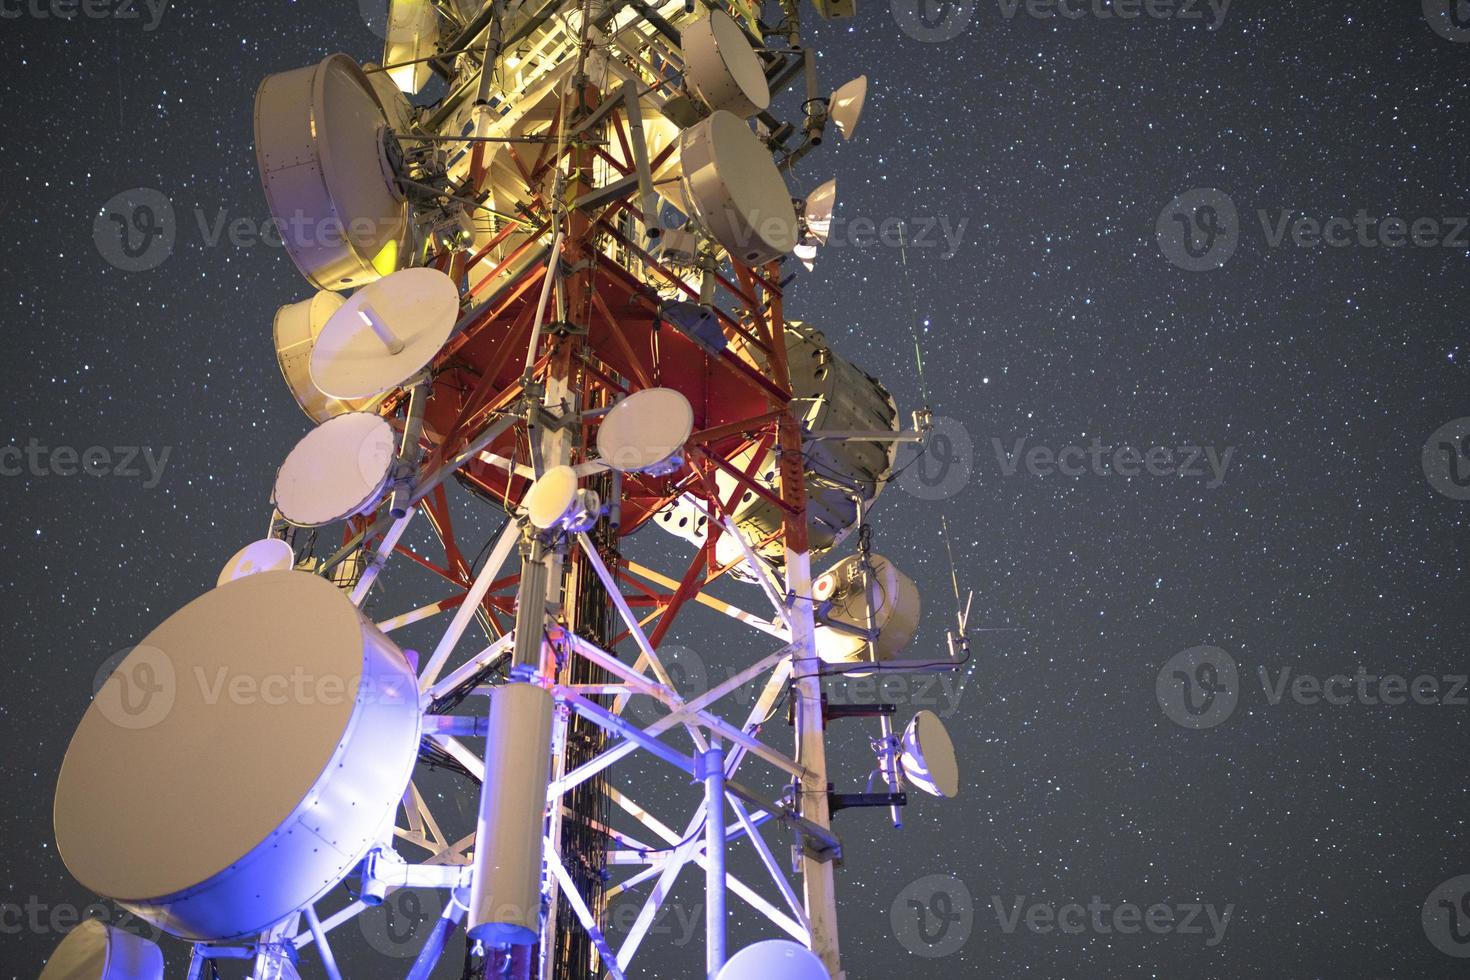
[
  {"x1": 53, "y1": 571, "x2": 422, "y2": 941},
  {"x1": 681, "y1": 10, "x2": 770, "y2": 119},
  {"x1": 39, "y1": 920, "x2": 164, "y2": 980},
  {"x1": 382, "y1": 0, "x2": 440, "y2": 94},
  {"x1": 273, "y1": 290, "x2": 379, "y2": 422},
  {"x1": 812, "y1": 553, "x2": 921, "y2": 666},
  {"x1": 254, "y1": 54, "x2": 408, "y2": 291},
  {"x1": 679, "y1": 111, "x2": 798, "y2": 265}
]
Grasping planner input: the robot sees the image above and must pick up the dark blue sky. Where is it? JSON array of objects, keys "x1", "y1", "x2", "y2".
[{"x1": 2, "y1": 1, "x2": 1468, "y2": 978}]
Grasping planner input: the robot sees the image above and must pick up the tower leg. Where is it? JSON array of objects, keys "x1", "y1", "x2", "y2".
[
  {"x1": 703, "y1": 744, "x2": 728, "y2": 978},
  {"x1": 787, "y1": 551, "x2": 844, "y2": 978}
]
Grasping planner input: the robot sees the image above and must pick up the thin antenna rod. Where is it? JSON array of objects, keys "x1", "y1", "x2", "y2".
[
  {"x1": 940, "y1": 515, "x2": 962, "y2": 611},
  {"x1": 897, "y1": 222, "x2": 932, "y2": 406}
]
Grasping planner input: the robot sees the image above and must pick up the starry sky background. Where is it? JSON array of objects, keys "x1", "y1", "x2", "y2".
[{"x1": 3, "y1": 1, "x2": 1470, "y2": 978}]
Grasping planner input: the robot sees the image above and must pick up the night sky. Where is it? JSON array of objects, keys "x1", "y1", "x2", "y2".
[{"x1": 3, "y1": 1, "x2": 1470, "y2": 978}]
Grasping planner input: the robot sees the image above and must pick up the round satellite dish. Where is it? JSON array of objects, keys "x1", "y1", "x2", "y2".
[
  {"x1": 217, "y1": 537, "x2": 295, "y2": 587},
  {"x1": 681, "y1": 10, "x2": 770, "y2": 120},
  {"x1": 254, "y1": 54, "x2": 408, "y2": 291},
  {"x1": 39, "y1": 919, "x2": 164, "y2": 980},
  {"x1": 273, "y1": 290, "x2": 380, "y2": 422},
  {"x1": 795, "y1": 178, "x2": 837, "y2": 272},
  {"x1": 901, "y1": 709, "x2": 960, "y2": 799},
  {"x1": 526, "y1": 465, "x2": 580, "y2": 530},
  {"x1": 54, "y1": 571, "x2": 422, "y2": 941},
  {"x1": 273, "y1": 412, "x2": 398, "y2": 527},
  {"x1": 596, "y1": 388, "x2": 694, "y2": 475},
  {"x1": 310, "y1": 267, "x2": 460, "y2": 400},
  {"x1": 679, "y1": 111, "x2": 798, "y2": 265},
  {"x1": 714, "y1": 940, "x2": 828, "y2": 980},
  {"x1": 829, "y1": 75, "x2": 868, "y2": 141},
  {"x1": 382, "y1": 0, "x2": 441, "y2": 95}
]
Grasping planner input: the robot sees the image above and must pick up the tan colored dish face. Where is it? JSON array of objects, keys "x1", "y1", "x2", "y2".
[
  {"x1": 216, "y1": 537, "x2": 295, "y2": 587},
  {"x1": 54, "y1": 571, "x2": 420, "y2": 941},
  {"x1": 310, "y1": 267, "x2": 460, "y2": 400},
  {"x1": 679, "y1": 111, "x2": 798, "y2": 266},
  {"x1": 38, "y1": 919, "x2": 163, "y2": 980},
  {"x1": 682, "y1": 9, "x2": 770, "y2": 120},
  {"x1": 902, "y1": 709, "x2": 961, "y2": 799},
  {"x1": 254, "y1": 54, "x2": 408, "y2": 291},
  {"x1": 272, "y1": 411, "x2": 397, "y2": 527},
  {"x1": 596, "y1": 387, "x2": 695, "y2": 474}
]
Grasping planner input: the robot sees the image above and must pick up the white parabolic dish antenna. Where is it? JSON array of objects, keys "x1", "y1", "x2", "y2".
[
  {"x1": 795, "y1": 178, "x2": 837, "y2": 271},
  {"x1": 39, "y1": 919, "x2": 164, "y2": 980},
  {"x1": 273, "y1": 412, "x2": 398, "y2": 527},
  {"x1": 310, "y1": 267, "x2": 460, "y2": 400},
  {"x1": 681, "y1": 9, "x2": 770, "y2": 120},
  {"x1": 829, "y1": 74, "x2": 868, "y2": 141},
  {"x1": 679, "y1": 111, "x2": 799, "y2": 265},
  {"x1": 53, "y1": 571, "x2": 421, "y2": 941},
  {"x1": 596, "y1": 387, "x2": 694, "y2": 475},
  {"x1": 526, "y1": 465, "x2": 581, "y2": 530},
  {"x1": 714, "y1": 940, "x2": 829, "y2": 980},
  {"x1": 901, "y1": 709, "x2": 961, "y2": 799},
  {"x1": 217, "y1": 537, "x2": 295, "y2": 587},
  {"x1": 273, "y1": 290, "x2": 379, "y2": 422},
  {"x1": 254, "y1": 54, "x2": 408, "y2": 291}
]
